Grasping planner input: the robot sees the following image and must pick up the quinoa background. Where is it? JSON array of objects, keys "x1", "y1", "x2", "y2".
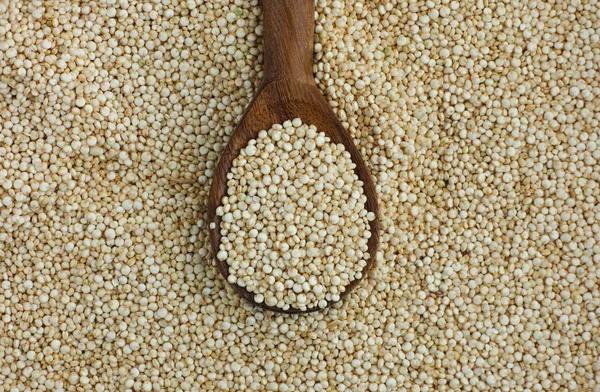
[{"x1": 0, "y1": 0, "x2": 599, "y2": 391}]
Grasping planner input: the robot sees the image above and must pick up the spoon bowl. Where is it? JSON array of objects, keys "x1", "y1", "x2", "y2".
[{"x1": 207, "y1": 0, "x2": 379, "y2": 313}]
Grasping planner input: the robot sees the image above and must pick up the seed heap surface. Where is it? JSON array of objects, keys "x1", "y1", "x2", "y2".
[
  {"x1": 0, "y1": 0, "x2": 599, "y2": 391},
  {"x1": 217, "y1": 119, "x2": 374, "y2": 311}
]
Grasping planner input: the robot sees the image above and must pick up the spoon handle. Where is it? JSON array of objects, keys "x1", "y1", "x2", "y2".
[{"x1": 262, "y1": 0, "x2": 315, "y2": 85}]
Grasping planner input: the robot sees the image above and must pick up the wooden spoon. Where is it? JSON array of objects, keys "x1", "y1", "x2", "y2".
[{"x1": 207, "y1": 0, "x2": 380, "y2": 313}]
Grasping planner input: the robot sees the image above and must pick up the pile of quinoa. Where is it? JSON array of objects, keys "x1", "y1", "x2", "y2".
[
  {"x1": 0, "y1": 0, "x2": 599, "y2": 391},
  {"x1": 217, "y1": 119, "x2": 375, "y2": 312}
]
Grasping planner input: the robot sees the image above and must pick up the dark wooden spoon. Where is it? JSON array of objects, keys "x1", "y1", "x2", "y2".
[{"x1": 207, "y1": 0, "x2": 379, "y2": 313}]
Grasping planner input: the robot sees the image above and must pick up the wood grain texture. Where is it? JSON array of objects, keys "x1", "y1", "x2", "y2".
[
  {"x1": 262, "y1": 0, "x2": 315, "y2": 84},
  {"x1": 207, "y1": 1, "x2": 380, "y2": 314}
]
